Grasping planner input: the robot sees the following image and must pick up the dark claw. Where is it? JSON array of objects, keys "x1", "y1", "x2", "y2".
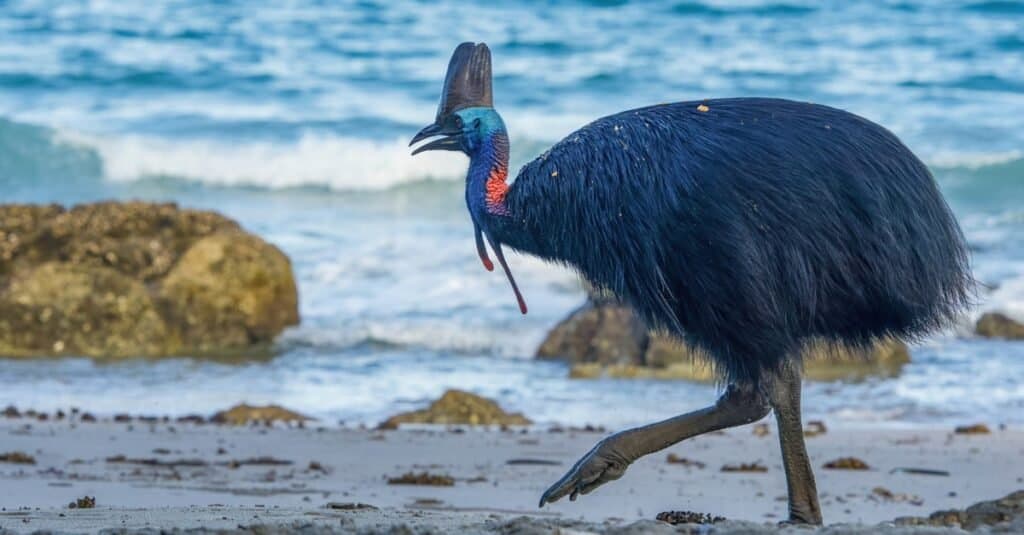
[{"x1": 537, "y1": 438, "x2": 630, "y2": 508}]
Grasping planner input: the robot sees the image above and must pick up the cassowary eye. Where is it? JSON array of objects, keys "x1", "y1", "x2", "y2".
[{"x1": 454, "y1": 116, "x2": 463, "y2": 129}]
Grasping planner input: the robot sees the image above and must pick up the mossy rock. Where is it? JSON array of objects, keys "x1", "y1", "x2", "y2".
[
  {"x1": 159, "y1": 232, "x2": 299, "y2": 352},
  {"x1": 0, "y1": 263, "x2": 175, "y2": 358},
  {"x1": 975, "y1": 312, "x2": 1024, "y2": 340},
  {"x1": 0, "y1": 201, "x2": 238, "y2": 282},
  {"x1": 0, "y1": 202, "x2": 299, "y2": 358},
  {"x1": 544, "y1": 300, "x2": 910, "y2": 382},
  {"x1": 536, "y1": 301, "x2": 645, "y2": 366},
  {"x1": 379, "y1": 389, "x2": 532, "y2": 429}
]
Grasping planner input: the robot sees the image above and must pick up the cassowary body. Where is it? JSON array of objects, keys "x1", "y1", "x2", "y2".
[{"x1": 411, "y1": 43, "x2": 971, "y2": 525}]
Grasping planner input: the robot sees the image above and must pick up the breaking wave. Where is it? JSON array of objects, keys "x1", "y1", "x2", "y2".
[
  {"x1": 66, "y1": 130, "x2": 471, "y2": 190},
  {"x1": 2, "y1": 116, "x2": 1023, "y2": 199}
]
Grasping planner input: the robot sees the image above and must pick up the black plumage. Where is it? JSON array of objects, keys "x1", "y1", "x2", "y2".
[{"x1": 496, "y1": 98, "x2": 972, "y2": 384}]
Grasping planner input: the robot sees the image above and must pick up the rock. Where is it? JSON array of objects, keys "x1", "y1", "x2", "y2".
[
  {"x1": 0, "y1": 451, "x2": 36, "y2": 464},
  {"x1": 386, "y1": 472, "x2": 455, "y2": 486},
  {"x1": 159, "y1": 232, "x2": 299, "y2": 351},
  {"x1": 963, "y1": 490, "x2": 1024, "y2": 529},
  {"x1": 955, "y1": 423, "x2": 991, "y2": 435},
  {"x1": 0, "y1": 202, "x2": 299, "y2": 358},
  {"x1": 802, "y1": 338, "x2": 910, "y2": 381},
  {"x1": 720, "y1": 462, "x2": 767, "y2": 473},
  {"x1": 68, "y1": 496, "x2": 96, "y2": 509},
  {"x1": 0, "y1": 263, "x2": 175, "y2": 357},
  {"x1": 210, "y1": 403, "x2": 312, "y2": 425},
  {"x1": 654, "y1": 511, "x2": 724, "y2": 525},
  {"x1": 378, "y1": 389, "x2": 531, "y2": 429},
  {"x1": 326, "y1": 502, "x2": 378, "y2": 511},
  {"x1": 0, "y1": 201, "x2": 238, "y2": 281},
  {"x1": 541, "y1": 300, "x2": 911, "y2": 382},
  {"x1": 536, "y1": 301, "x2": 646, "y2": 366},
  {"x1": 822, "y1": 457, "x2": 870, "y2": 470},
  {"x1": 896, "y1": 490, "x2": 1024, "y2": 529},
  {"x1": 0, "y1": 204, "x2": 64, "y2": 270},
  {"x1": 976, "y1": 312, "x2": 1024, "y2": 340},
  {"x1": 804, "y1": 420, "x2": 828, "y2": 437}
]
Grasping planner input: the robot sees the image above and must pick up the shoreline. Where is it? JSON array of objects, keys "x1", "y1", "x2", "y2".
[{"x1": 2, "y1": 418, "x2": 1023, "y2": 533}]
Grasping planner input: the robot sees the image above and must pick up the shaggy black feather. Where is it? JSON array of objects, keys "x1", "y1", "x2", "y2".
[{"x1": 488, "y1": 98, "x2": 972, "y2": 384}]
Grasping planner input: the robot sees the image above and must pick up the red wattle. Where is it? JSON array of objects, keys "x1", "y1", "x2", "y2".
[{"x1": 485, "y1": 165, "x2": 509, "y2": 211}]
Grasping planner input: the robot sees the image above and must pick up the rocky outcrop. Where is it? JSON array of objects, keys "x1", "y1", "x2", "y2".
[
  {"x1": 538, "y1": 300, "x2": 910, "y2": 382},
  {"x1": 975, "y1": 312, "x2": 1024, "y2": 340},
  {"x1": 379, "y1": 389, "x2": 532, "y2": 429},
  {"x1": 0, "y1": 202, "x2": 299, "y2": 358}
]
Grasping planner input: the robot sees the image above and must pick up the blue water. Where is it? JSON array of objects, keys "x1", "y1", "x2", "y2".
[{"x1": 1, "y1": 0, "x2": 1022, "y2": 428}]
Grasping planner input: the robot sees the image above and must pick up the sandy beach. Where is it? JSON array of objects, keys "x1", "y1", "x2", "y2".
[{"x1": 2, "y1": 415, "x2": 1022, "y2": 533}]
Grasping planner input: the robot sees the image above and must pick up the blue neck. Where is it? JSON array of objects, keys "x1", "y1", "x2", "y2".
[{"x1": 466, "y1": 130, "x2": 511, "y2": 222}]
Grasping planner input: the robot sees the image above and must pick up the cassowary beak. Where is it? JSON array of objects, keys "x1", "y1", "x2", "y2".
[{"x1": 409, "y1": 122, "x2": 462, "y2": 155}]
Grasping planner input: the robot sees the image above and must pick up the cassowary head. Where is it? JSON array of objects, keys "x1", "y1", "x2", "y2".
[
  {"x1": 409, "y1": 42, "x2": 506, "y2": 157},
  {"x1": 409, "y1": 42, "x2": 528, "y2": 315}
]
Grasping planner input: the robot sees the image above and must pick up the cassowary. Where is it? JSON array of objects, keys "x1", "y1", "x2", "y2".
[{"x1": 410, "y1": 42, "x2": 971, "y2": 524}]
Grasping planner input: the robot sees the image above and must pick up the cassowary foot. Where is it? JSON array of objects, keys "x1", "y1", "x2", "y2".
[
  {"x1": 538, "y1": 383, "x2": 769, "y2": 508},
  {"x1": 538, "y1": 436, "x2": 631, "y2": 506}
]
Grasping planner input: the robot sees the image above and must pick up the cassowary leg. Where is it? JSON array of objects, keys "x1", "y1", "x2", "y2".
[
  {"x1": 538, "y1": 382, "x2": 770, "y2": 506},
  {"x1": 766, "y1": 363, "x2": 822, "y2": 525}
]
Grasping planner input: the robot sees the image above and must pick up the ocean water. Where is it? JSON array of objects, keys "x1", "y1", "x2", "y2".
[{"x1": 0, "y1": 0, "x2": 1022, "y2": 428}]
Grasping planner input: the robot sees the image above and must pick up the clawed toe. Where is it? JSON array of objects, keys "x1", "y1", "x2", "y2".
[{"x1": 538, "y1": 441, "x2": 629, "y2": 507}]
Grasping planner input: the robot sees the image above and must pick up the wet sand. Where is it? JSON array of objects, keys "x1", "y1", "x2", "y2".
[{"x1": 1, "y1": 418, "x2": 1022, "y2": 533}]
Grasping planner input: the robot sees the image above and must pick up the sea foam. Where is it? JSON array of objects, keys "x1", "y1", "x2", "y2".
[{"x1": 63, "y1": 130, "x2": 470, "y2": 191}]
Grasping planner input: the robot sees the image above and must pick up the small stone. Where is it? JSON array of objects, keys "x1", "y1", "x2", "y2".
[
  {"x1": 955, "y1": 423, "x2": 991, "y2": 435},
  {"x1": 386, "y1": 472, "x2": 454, "y2": 486},
  {"x1": 69, "y1": 496, "x2": 95, "y2": 509},
  {"x1": 326, "y1": 502, "x2": 378, "y2": 510},
  {"x1": 823, "y1": 457, "x2": 870, "y2": 470},
  {"x1": 210, "y1": 404, "x2": 311, "y2": 426},
  {"x1": 721, "y1": 462, "x2": 767, "y2": 473},
  {"x1": 666, "y1": 453, "x2": 705, "y2": 468},
  {"x1": 804, "y1": 420, "x2": 827, "y2": 437},
  {"x1": 0, "y1": 451, "x2": 36, "y2": 464},
  {"x1": 656, "y1": 510, "x2": 724, "y2": 525}
]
